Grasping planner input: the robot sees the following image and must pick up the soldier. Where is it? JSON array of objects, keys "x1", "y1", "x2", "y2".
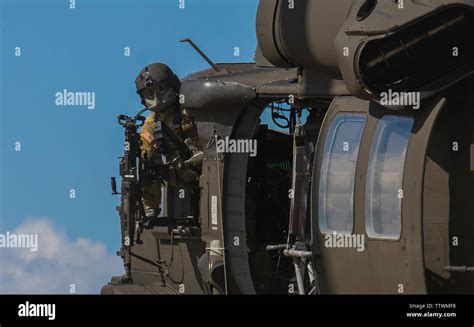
[{"x1": 135, "y1": 63, "x2": 203, "y2": 218}]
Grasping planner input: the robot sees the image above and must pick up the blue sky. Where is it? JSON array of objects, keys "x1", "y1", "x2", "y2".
[{"x1": 0, "y1": 0, "x2": 261, "y2": 293}]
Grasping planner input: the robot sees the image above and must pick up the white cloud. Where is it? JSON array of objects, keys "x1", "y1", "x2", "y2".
[{"x1": 0, "y1": 218, "x2": 123, "y2": 294}]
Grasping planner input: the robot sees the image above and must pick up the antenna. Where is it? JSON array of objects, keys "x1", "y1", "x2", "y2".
[{"x1": 180, "y1": 38, "x2": 221, "y2": 72}]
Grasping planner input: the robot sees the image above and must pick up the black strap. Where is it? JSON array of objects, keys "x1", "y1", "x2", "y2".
[
  {"x1": 151, "y1": 117, "x2": 168, "y2": 155},
  {"x1": 160, "y1": 121, "x2": 190, "y2": 158}
]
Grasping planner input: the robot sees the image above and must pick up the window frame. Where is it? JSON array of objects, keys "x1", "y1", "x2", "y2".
[
  {"x1": 364, "y1": 115, "x2": 414, "y2": 241},
  {"x1": 318, "y1": 113, "x2": 367, "y2": 235}
]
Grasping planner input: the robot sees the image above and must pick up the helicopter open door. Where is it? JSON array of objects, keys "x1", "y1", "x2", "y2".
[{"x1": 311, "y1": 96, "x2": 446, "y2": 294}]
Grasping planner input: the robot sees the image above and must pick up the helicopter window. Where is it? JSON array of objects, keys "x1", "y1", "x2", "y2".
[
  {"x1": 319, "y1": 113, "x2": 367, "y2": 234},
  {"x1": 365, "y1": 115, "x2": 414, "y2": 240}
]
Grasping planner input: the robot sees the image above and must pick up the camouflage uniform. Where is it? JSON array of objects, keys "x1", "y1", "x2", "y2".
[{"x1": 140, "y1": 105, "x2": 202, "y2": 215}]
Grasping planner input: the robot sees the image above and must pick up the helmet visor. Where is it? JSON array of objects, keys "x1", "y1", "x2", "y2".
[{"x1": 140, "y1": 82, "x2": 170, "y2": 100}]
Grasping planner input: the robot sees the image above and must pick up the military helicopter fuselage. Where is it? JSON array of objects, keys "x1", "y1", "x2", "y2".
[{"x1": 102, "y1": 0, "x2": 474, "y2": 295}]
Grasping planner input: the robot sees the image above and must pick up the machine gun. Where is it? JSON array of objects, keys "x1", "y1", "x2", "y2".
[{"x1": 110, "y1": 108, "x2": 148, "y2": 283}]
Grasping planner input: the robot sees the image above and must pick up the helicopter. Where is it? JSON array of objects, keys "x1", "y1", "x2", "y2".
[{"x1": 102, "y1": 0, "x2": 474, "y2": 295}]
